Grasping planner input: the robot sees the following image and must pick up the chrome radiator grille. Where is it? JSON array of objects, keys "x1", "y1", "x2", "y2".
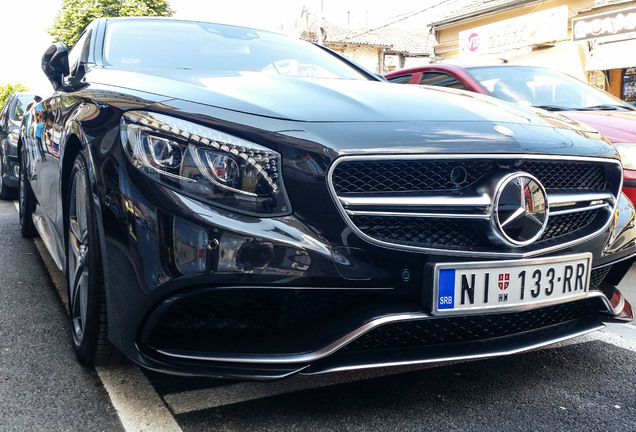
[{"x1": 328, "y1": 154, "x2": 622, "y2": 257}]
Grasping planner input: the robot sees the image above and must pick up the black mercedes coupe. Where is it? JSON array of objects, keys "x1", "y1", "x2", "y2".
[{"x1": 19, "y1": 17, "x2": 636, "y2": 379}]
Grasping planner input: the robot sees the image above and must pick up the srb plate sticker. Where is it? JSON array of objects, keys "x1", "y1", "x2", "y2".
[{"x1": 437, "y1": 269, "x2": 456, "y2": 310}]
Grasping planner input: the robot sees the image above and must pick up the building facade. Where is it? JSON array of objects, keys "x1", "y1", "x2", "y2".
[{"x1": 431, "y1": 0, "x2": 636, "y2": 104}]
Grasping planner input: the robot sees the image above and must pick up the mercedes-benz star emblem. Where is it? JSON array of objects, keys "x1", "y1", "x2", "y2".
[{"x1": 493, "y1": 173, "x2": 548, "y2": 246}]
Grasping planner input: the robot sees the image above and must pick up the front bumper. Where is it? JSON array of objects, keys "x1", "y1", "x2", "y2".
[
  {"x1": 102, "y1": 166, "x2": 636, "y2": 379},
  {"x1": 133, "y1": 284, "x2": 631, "y2": 379}
]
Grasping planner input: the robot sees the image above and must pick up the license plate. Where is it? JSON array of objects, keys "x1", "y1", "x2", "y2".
[{"x1": 432, "y1": 253, "x2": 592, "y2": 315}]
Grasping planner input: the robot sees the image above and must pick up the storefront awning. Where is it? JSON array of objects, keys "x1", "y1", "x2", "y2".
[{"x1": 586, "y1": 39, "x2": 636, "y2": 71}]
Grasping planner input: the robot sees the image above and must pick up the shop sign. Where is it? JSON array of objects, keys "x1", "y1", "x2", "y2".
[
  {"x1": 588, "y1": 70, "x2": 607, "y2": 90},
  {"x1": 459, "y1": 6, "x2": 568, "y2": 57},
  {"x1": 572, "y1": 7, "x2": 636, "y2": 42}
]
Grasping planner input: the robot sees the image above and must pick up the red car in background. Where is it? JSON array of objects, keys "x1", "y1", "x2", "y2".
[{"x1": 385, "y1": 64, "x2": 636, "y2": 203}]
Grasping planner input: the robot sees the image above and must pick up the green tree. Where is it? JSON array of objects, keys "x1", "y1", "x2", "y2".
[
  {"x1": 0, "y1": 83, "x2": 30, "y2": 111},
  {"x1": 48, "y1": 0, "x2": 173, "y2": 49}
]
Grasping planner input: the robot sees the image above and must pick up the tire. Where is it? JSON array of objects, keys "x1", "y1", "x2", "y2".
[
  {"x1": 67, "y1": 153, "x2": 120, "y2": 366},
  {"x1": 19, "y1": 151, "x2": 38, "y2": 237}
]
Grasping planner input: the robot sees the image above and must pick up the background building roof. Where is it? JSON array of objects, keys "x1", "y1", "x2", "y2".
[
  {"x1": 430, "y1": 0, "x2": 541, "y2": 27},
  {"x1": 299, "y1": 18, "x2": 433, "y2": 55}
]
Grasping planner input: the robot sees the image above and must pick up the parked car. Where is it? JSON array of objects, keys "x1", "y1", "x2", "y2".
[
  {"x1": 385, "y1": 64, "x2": 636, "y2": 204},
  {"x1": 20, "y1": 17, "x2": 636, "y2": 379},
  {"x1": 0, "y1": 92, "x2": 39, "y2": 199}
]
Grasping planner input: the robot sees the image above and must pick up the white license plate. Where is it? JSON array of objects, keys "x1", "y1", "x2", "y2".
[{"x1": 432, "y1": 253, "x2": 592, "y2": 315}]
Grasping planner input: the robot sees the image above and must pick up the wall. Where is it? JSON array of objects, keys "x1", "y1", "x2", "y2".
[
  {"x1": 331, "y1": 44, "x2": 381, "y2": 73},
  {"x1": 609, "y1": 70, "x2": 623, "y2": 98}
]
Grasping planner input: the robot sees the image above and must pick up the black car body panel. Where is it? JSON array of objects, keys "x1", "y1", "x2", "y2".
[{"x1": 20, "y1": 17, "x2": 636, "y2": 379}]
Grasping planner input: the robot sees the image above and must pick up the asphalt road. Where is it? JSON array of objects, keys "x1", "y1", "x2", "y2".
[{"x1": 1, "y1": 197, "x2": 635, "y2": 431}]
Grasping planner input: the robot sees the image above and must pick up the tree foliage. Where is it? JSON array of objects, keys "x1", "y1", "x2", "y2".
[
  {"x1": 0, "y1": 83, "x2": 30, "y2": 111},
  {"x1": 48, "y1": 0, "x2": 173, "y2": 49}
]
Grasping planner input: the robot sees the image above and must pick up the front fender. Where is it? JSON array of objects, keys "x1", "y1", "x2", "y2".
[{"x1": 604, "y1": 192, "x2": 636, "y2": 256}]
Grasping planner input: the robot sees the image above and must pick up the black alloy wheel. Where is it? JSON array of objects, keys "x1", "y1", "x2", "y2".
[
  {"x1": 19, "y1": 151, "x2": 38, "y2": 237},
  {"x1": 67, "y1": 152, "x2": 120, "y2": 365}
]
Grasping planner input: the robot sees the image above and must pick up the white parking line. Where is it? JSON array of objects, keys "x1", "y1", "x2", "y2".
[
  {"x1": 595, "y1": 328, "x2": 636, "y2": 352},
  {"x1": 558, "y1": 324, "x2": 636, "y2": 352},
  {"x1": 97, "y1": 364, "x2": 182, "y2": 432}
]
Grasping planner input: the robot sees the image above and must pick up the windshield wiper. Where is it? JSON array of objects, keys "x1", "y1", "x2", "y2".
[
  {"x1": 532, "y1": 105, "x2": 573, "y2": 111},
  {"x1": 577, "y1": 104, "x2": 636, "y2": 111}
]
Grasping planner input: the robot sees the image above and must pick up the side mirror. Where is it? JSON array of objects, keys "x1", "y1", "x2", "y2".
[{"x1": 42, "y1": 43, "x2": 70, "y2": 90}]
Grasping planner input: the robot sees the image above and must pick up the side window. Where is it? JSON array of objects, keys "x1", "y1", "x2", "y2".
[
  {"x1": 68, "y1": 29, "x2": 92, "y2": 77},
  {"x1": 387, "y1": 74, "x2": 413, "y2": 84},
  {"x1": 11, "y1": 99, "x2": 23, "y2": 121},
  {"x1": 418, "y1": 72, "x2": 468, "y2": 90},
  {"x1": 12, "y1": 96, "x2": 31, "y2": 121}
]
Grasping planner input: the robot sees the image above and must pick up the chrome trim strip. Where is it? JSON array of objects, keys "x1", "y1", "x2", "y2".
[
  {"x1": 588, "y1": 290, "x2": 626, "y2": 317},
  {"x1": 345, "y1": 210, "x2": 491, "y2": 219},
  {"x1": 157, "y1": 284, "x2": 603, "y2": 365},
  {"x1": 343, "y1": 193, "x2": 610, "y2": 219},
  {"x1": 548, "y1": 192, "x2": 614, "y2": 207},
  {"x1": 157, "y1": 312, "x2": 431, "y2": 364},
  {"x1": 32, "y1": 214, "x2": 65, "y2": 271},
  {"x1": 156, "y1": 312, "x2": 603, "y2": 366},
  {"x1": 549, "y1": 203, "x2": 609, "y2": 216},
  {"x1": 327, "y1": 153, "x2": 623, "y2": 258},
  {"x1": 339, "y1": 194, "x2": 491, "y2": 207},
  {"x1": 303, "y1": 324, "x2": 604, "y2": 375},
  {"x1": 333, "y1": 153, "x2": 621, "y2": 166},
  {"x1": 342, "y1": 193, "x2": 610, "y2": 218},
  {"x1": 341, "y1": 192, "x2": 613, "y2": 210}
]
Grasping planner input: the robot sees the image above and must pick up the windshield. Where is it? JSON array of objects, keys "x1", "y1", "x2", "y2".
[
  {"x1": 104, "y1": 20, "x2": 369, "y2": 80},
  {"x1": 465, "y1": 66, "x2": 634, "y2": 111}
]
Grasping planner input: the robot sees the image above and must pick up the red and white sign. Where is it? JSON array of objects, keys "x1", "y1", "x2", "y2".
[
  {"x1": 572, "y1": 6, "x2": 636, "y2": 42},
  {"x1": 459, "y1": 6, "x2": 568, "y2": 57}
]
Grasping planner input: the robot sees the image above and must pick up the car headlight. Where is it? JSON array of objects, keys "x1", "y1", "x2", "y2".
[
  {"x1": 8, "y1": 132, "x2": 19, "y2": 147},
  {"x1": 612, "y1": 143, "x2": 636, "y2": 171},
  {"x1": 120, "y1": 111, "x2": 291, "y2": 216}
]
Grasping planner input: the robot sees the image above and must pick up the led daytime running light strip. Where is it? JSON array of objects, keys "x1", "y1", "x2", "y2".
[{"x1": 127, "y1": 112, "x2": 279, "y2": 192}]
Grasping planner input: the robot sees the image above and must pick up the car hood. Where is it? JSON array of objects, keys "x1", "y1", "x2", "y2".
[
  {"x1": 87, "y1": 68, "x2": 593, "y2": 129},
  {"x1": 560, "y1": 110, "x2": 636, "y2": 144}
]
